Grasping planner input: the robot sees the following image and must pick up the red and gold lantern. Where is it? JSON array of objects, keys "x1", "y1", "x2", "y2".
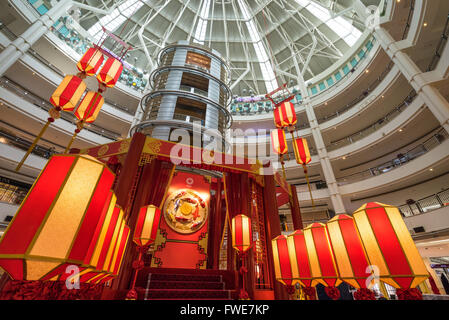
[
  {"x1": 133, "y1": 205, "x2": 162, "y2": 247},
  {"x1": 272, "y1": 235, "x2": 294, "y2": 287},
  {"x1": 287, "y1": 230, "x2": 313, "y2": 287},
  {"x1": 278, "y1": 101, "x2": 297, "y2": 129},
  {"x1": 353, "y1": 202, "x2": 429, "y2": 289},
  {"x1": 293, "y1": 138, "x2": 311, "y2": 165},
  {"x1": 0, "y1": 154, "x2": 115, "y2": 280},
  {"x1": 231, "y1": 214, "x2": 252, "y2": 253},
  {"x1": 74, "y1": 91, "x2": 104, "y2": 124},
  {"x1": 97, "y1": 57, "x2": 123, "y2": 89},
  {"x1": 50, "y1": 75, "x2": 86, "y2": 112},
  {"x1": 303, "y1": 223, "x2": 341, "y2": 299},
  {"x1": 326, "y1": 215, "x2": 373, "y2": 291},
  {"x1": 273, "y1": 106, "x2": 283, "y2": 129},
  {"x1": 77, "y1": 48, "x2": 104, "y2": 77},
  {"x1": 270, "y1": 129, "x2": 288, "y2": 155}
]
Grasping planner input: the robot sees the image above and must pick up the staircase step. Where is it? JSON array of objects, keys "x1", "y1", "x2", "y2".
[
  {"x1": 137, "y1": 288, "x2": 231, "y2": 300},
  {"x1": 148, "y1": 273, "x2": 222, "y2": 283},
  {"x1": 148, "y1": 280, "x2": 224, "y2": 290}
]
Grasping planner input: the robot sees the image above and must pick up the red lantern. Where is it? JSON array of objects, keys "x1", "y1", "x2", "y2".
[
  {"x1": 270, "y1": 129, "x2": 288, "y2": 155},
  {"x1": 279, "y1": 101, "x2": 297, "y2": 129},
  {"x1": 303, "y1": 223, "x2": 340, "y2": 288},
  {"x1": 50, "y1": 75, "x2": 86, "y2": 112},
  {"x1": 293, "y1": 138, "x2": 311, "y2": 165},
  {"x1": 127, "y1": 204, "x2": 162, "y2": 299},
  {"x1": 353, "y1": 202, "x2": 429, "y2": 289},
  {"x1": 77, "y1": 48, "x2": 104, "y2": 77},
  {"x1": 287, "y1": 230, "x2": 316, "y2": 299},
  {"x1": 74, "y1": 91, "x2": 104, "y2": 124},
  {"x1": 326, "y1": 214, "x2": 372, "y2": 290},
  {"x1": 272, "y1": 235, "x2": 295, "y2": 291},
  {"x1": 97, "y1": 57, "x2": 123, "y2": 88},
  {"x1": 133, "y1": 205, "x2": 161, "y2": 247},
  {"x1": 273, "y1": 106, "x2": 284, "y2": 129},
  {"x1": 0, "y1": 154, "x2": 115, "y2": 281},
  {"x1": 231, "y1": 214, "x2": 252, "y2": 253}
]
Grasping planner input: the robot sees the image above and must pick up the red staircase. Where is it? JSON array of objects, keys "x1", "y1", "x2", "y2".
[{"x1": 134, "y1": 267, "x2": 239, "y2": 300}]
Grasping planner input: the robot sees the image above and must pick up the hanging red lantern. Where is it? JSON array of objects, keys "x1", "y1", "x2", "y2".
[
  {"x1": 272, "y1": 235, "x2": 296, "y2": 295},
  {"x1": 270, "y1": 129, "x2": 288, "y2": 155},
  {"x1": 74, "y1": 91, "x2": 104, "y2": 124},
  {"x1": 50, "y1": 75, "x2": 86, "y2": 112},
  {"x1": 64, "y1": 91, "x2": 105, "y2": 153},
  {"x1": 273, "y1": 106, "x2": 284, "y2": 129},
  {"x1": 127, "y1": 204, "x2": 162, "y2": 299},
  {"x1": 279, "y1": 101, "x2": 297, "y2": 129},
  {"x1": 293, "y1": 138, "x2": 311, "y2": 165},
  {"x1": 231, "y1": 214, "x2": 252, "y2": 253},
  {"x1": 0, "y1": 154, "x2": 115, "y2": 281},
  {"x1": 353, "y1": 202, "x2": 429, "y2": 291},
  {"x1": 77, "y1": 48, "x2": 104, "y2": 77},
  {"x1": 303, "y1": 222, "x2": 341, "y2": 300},
  {"x1": 97, "y1": 57, "x2": 124, "y2": 89},
  {"x1": 327, "y1": 214, "x2": 376, "y2": 300},
  {"x1": 133, "y1": 205, "x2": 161, "y2": 247},
  {"x1": 232, "y1": 214, "x2": 253, "y2": 300}
]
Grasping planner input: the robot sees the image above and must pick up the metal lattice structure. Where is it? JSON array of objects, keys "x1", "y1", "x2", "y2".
[{"x1": 66, "y1": 0, "x2": 376, "y2": 95}]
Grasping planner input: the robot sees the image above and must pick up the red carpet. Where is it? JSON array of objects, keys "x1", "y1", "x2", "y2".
[{"x1": 134, "y1": 267, "x2": 239, "y2": 300}]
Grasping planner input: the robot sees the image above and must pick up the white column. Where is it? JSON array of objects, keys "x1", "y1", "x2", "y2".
[
  {"x1": 303, "y1": 97, "x2": 346, "y2": 214},
  {"x1": 295, "y1": 71, "x2": 346, "y2": 213},
  {"x1": 0, "y1": 0, "x2": 72, "y2": 76}
]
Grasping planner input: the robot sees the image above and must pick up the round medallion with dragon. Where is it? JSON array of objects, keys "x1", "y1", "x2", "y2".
[{"x1": 162, "y1": 189, "x2": 208, "y2": 234}]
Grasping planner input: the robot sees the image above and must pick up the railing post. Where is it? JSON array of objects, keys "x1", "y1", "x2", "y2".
[{"x1": 436, "y1": 194, "x2": 444, "y2": 208}]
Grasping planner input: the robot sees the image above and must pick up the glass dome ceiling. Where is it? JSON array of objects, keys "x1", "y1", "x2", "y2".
[{"x1": 75, "y1": 0, "x2": 378, "y2": 95}]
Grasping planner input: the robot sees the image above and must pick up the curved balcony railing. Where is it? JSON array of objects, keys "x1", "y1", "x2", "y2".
[
  {"x1": 326, "y1": 90, "x2": 417, "y2": 151},
  {"x1": 0, "y1": 127, "x2": 60, "y2": 159},
  {"x1": 399, "y1": 188, "x2": 449, "y2": 217},
  {"x1": 0, "y1": 77, "x2": 121, "y2": 141},
  {"x1": 316, "y1": 61, "x2": 395, "y2": 124},
  {"x1": 426, "y1": 13, "x2": 449, "y2": 72},
  {"x1": 336, "y1": 127, "x2": 449, "y2": 185}
]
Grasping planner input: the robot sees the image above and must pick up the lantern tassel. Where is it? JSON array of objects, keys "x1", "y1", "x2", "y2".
[
  {"x1": 64, "y1": 130, "x2": 80, "y2": 154},
  {"x1": 302, "y1": 164, "x2": 315, "y2": 208},
  {"x1": 15, "y1": 119, "x2": 52, "y2": 172},
  {"x1": 280, "y1": 155, "x2": 287, "y2": 181}
]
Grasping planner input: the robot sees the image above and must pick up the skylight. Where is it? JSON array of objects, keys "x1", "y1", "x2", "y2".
[
  {"x1": 295, "y1": 0, "x2": 362, "y2": 46},
  {"x1": 237, "y1": 0, "x2": 278, "y2": 93},
  {"x1": 88, "y1": 0, "x2": 145, "y2": 42},
  {"x1": 193, "y1": 0, "x2": 212, "y2": 45}
]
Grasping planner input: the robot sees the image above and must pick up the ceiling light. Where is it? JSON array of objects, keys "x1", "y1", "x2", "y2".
[
  {"x1": 429, "y1": 168, "x2": 434, "y2": 171},
  {"x1": 365, "y1": 69, "x2": 369, "y2": 73},
  {"x1": 423, "y1": 22, "x2": 428, "y2": 27},
  {"x1": 398, "y1": 128, "x2": 403, "y2": 132}
]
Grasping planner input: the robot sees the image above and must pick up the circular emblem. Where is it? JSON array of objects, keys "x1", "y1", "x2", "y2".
[
  {"x1": 163, "y1": 189, "x2": 208, "y2": 234},
  {"x1": 97, "y1": 144, "x2": 109, "y2": 157}
]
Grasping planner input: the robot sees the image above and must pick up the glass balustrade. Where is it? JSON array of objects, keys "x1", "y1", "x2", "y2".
[
  {"x1": 399, "y1": 188, "x2": 449, "y2": 217},
  {"x1": 337, "y1": 128, "x2": 449, "y2": 185}
]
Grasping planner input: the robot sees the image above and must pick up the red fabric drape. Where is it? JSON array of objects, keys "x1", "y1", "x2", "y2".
[{"x1": 114, "y1": 159, "x2": 174, "y2": 292}]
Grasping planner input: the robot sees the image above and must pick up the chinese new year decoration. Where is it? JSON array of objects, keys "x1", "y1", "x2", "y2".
[
  {"x1": 127, "y1": 205, "x2": 162, "y2": 300},
  {"x1": 231, "y1": 214, "x2": 253, "y2": 299}
]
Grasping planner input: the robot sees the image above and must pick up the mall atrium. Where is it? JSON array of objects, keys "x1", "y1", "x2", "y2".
[{"x1": 0, "y1": 0, "x2": 448, "y2": 301}]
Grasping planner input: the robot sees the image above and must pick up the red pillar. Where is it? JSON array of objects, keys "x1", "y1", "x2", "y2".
[
  {"x1": 289, "y1": 185, "x2": 303, "y2": 230},
  {"x1": 207, "y1": 179, "x2": 223, "y2": 269},
  {"x1": 263, "y1": 175, "x2": 288, "y2": 300}
]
